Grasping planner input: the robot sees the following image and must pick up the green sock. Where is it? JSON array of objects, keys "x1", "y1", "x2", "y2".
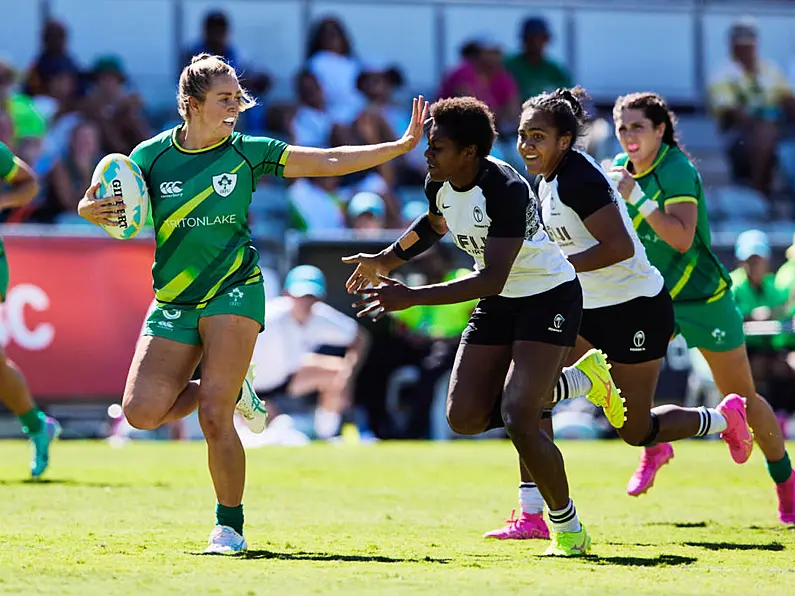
[
  {"x1": 19, "y1": 407, "x2": 46, "y2": 435},
  {"x1": 216, "y1": 503, "x2": 244, "y2": 535},
  {"x1": 767, "y1": 452, "x2": 793, "y2": 484}
]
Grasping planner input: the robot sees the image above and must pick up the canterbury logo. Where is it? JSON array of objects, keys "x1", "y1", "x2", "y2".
[{"x1": 160, "y1": 181, "x2": 183, "y2": 195}]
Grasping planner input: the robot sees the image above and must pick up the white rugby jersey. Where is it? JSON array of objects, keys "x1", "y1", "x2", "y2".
[
  {"x1": 533, "y1": 149, "x2": 664, "y2": 309},
  {"x1": 426, "y1": 156, "x2": 575, "y2": 298}
]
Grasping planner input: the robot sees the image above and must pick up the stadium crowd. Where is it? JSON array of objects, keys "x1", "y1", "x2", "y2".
[{"x1": 3, "y1": 10, "x2": 795, "y2": 442}]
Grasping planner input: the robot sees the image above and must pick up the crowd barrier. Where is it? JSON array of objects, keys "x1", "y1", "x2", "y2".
[{"x1": 3, "y1": 230, "x2": 155, "y2": 399}]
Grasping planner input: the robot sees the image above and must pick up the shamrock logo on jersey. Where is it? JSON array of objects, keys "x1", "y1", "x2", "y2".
[
  {"x1": 228, "y1": 288, "x2": 244, "y2": 305},
  {"x1": 212, "y1": 173, "x2": 238, "y2": 198},
  {"x1": 711, "y1": 328, "x2": 726, "y2": 344}
]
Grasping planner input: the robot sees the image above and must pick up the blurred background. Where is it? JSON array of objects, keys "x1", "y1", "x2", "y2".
[{"x1": 3, "y1": 0, "x2": 795, "y2": 445}]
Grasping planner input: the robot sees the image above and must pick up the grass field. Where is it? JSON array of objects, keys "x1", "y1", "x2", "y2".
[{"x1": 0, "y1": 439, "x2": 793, "y2": 595}]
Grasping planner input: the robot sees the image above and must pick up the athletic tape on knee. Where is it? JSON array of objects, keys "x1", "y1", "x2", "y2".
[{"x1": 638, "y1": 412, "x2": 660, "y2": 447}]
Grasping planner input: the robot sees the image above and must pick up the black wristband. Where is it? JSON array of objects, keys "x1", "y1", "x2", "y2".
[{"x1": 391, "y1": 214, "x2": 444, "y2": 261}]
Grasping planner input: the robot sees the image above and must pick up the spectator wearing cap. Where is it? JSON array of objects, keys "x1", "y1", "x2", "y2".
[
  {"x1": 251, "y1": 265, "x2": 368, "y2": 440},
  {"x1": 731, "y1": 229, "x2": 791, "y2": 342},
  {"x1": 708, "y1": 17, "x2": 795, "y2": 205},
  {"x1": 347, "y1": 191, "x2": 385, "y2": 235},
  {"x1": 504, "y1": 16, "x2": 573, "y2": 102},
  {"x1": 730, "y1": 229, "x2": 795, "y2": 422},
  {"x1": 438, "y1": 35, "x2": 519, "y2": 134},
  {"x1": 82, "y1": 56, "x2": 150, "y2": 155}
]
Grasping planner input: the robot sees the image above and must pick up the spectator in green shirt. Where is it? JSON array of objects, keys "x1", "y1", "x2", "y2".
[
  {"x1": 731, "y1": 229, "x2": 795, "y2": 416},
  {"x1": 0, "y1": 58, "x2": 47, "y2": 142},
  {"x1": 503, "y1": 17, "x2": 572, "y2": 102},
  {"x1": 775, "y1": 232, "x2": 795, "y2": 305}
]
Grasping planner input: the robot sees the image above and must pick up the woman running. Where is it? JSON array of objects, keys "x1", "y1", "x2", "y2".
[
  {"x1": 0, "y1": 141, "x2": 61, "y2": 478},
  {"x1": 78, "y1": 53, "x2": 429, "y2": 554},
  {"x1": 610, "y1": 92, "x2": 793, "y2": 522},
  {"x1": 484, "y1": 88, "x2": 753, "y2": 541},
  {"x1": 343, "y1": 96, "x2": 623, "y2": 556}
]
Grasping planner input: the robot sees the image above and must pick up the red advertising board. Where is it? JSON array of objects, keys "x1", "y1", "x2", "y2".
[{"x1": 2, "y1": 234, "x2": 155, "y2": 400}]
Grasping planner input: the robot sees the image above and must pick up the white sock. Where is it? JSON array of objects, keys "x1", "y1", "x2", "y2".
[
  {"x1": 547, "y1": 499, "x2": 581, "y2": 533},
  {"x1": 695, "y1": 407, "x2": 727, "y2": 436},
  {"x1": 314, "y1": 408, "x2": 342, "y2": 439},
  {"x1": 519, "y1": 482, "x2": 544, "y2": 515},
  {"x1": 552, "y1": 367, "x2": 592, "y2": 402}
]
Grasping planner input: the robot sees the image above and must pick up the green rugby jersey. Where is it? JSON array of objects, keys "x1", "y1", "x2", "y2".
[
  {"x1": 0, "y1": 141, "x2": 21, "y2": 258},
  {"x1": 130, "y1": 126, "x2": 289, "y2": 306},
  {"x1": 0, "y1": 142, "x2": 20, "y2": 182},
  {"x1": 613, "y1": 144, "x2": 731, "y2": 304}
]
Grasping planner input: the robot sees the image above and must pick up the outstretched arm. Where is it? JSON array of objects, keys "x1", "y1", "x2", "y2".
[
  {"x1": 342, "y1": 210, "x2": 448, "y2": 293},
  {"x1": 282, "y1": 97, "x2": 429, "y2": 178}
]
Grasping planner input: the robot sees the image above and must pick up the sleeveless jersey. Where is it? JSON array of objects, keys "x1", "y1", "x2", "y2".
[
  {"x1": 613, "y1": 144, "x2": 732, "y2": 304},
  {"x1": 535, "y1": 149, "x2": 663, "y2": 309},
  {"x1": 425, "y1": 156, "x2": 575, "y2": 298},
  {"x1": 130, "y1": 127, "x2": 289, "y2": 306}
]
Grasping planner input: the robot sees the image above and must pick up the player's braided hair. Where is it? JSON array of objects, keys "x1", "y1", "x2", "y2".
[
  {"x1": 429, "y1": 97, "x2": 497, "y2": 158},
  {"x1": 521, "y1": 86, "x2": 591, "y2": 149},
  {"x1": 177, "y1": 53, "x2": 256, "y2": 120},
  {"x1": 613, "y1": 92, "x2": 681, "y2": 148}
]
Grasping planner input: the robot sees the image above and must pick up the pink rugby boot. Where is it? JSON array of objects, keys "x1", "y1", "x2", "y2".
[
  {"x1": 776, "y1": 471, "x2": 795, "y2": 524},
  {"x1": 626, "y1": 443, "x2": 674, "y2": 497},
  {"x1": 716, "y1": 394, "x2": 753, "y2": 464},
  {"x1": 483, "y1": 510, "x2": 550, "y2": 540}
]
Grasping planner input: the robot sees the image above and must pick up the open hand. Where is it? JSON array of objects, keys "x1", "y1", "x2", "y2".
[
  {"x1": 342, "y1": 252, "x2": 393, "y2": 294},
  {"x1": 352, "y1": 275, "x2": 417, "y2": 320},
  {"x1": 399, "y1": 96, "x2": 430, "y2": 154}
]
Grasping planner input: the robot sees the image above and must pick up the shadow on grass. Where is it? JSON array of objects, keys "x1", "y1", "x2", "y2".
[
  {"x1": 0, "y1": 478, "x2": 169, "y2": 488},
  {"x1": 579, "y1": 554, "x2": 697, "y2": 568},
  {"x1": 648, "y1": 521, "x2": 708, "y2": 529},
  {"x1": 192, "y1": 550, "x2": 451, "y2": 564},
  {"x1": 683, "y1": 541, "x2": 784, "y2": 552},
  {"x1": 749, "y1": 524, "x2": 795, "y2": 531}
]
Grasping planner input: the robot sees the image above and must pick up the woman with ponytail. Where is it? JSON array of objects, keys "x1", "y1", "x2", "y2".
[
  {"x1": 609, "y1": 92, "x2": 794, "y2": 522},
  {"x1": 484, "y1": 87, "x2": 754, "y2": 543}
]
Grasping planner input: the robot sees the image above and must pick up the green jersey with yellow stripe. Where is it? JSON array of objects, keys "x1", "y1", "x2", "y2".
[
  {"x1": 130, "y1": 126, "x2": 289, "y2": 306},
  {"x1": 0, "y1": 142, "x2": 21, "y2": 182},
  {"x1": 0, "y1": 141, "x2": 21, "y2": 296},
  {"x1": 613, "y1": 144, "x2": 731, "y2": 304}
]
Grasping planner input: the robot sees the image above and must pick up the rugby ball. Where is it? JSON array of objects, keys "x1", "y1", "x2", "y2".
[{"x1": 91, "y1": 153, "x2": 150, "y2": 240}]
